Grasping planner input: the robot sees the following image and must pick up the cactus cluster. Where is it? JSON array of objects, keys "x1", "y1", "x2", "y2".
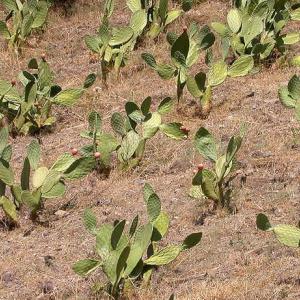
[
  {"x1": 77, "y1": 98, "x2": 187, "y2": 173},
  {"x1": 126, "y1": 0, "x2": 193, "y2": 39},
  {"x1": 142, "y1": 23, "x2": 253, "y2": 116},
  {"x1": 85, "y1": 0, "x2": 146, "y2": 87},
  {"x1": 212, "y1": 0, "x2": 300, "y2": 64},
  {"x1": 191, "y1": 126, "x2": 245, "y2": 208},
  {"x1": 0, "y1": 57, "x2": 95, "y2": 135},
  {"x1": 256, "y1": 214, "x2": 300, "y2": 248},
  {"x1": 0, "y1": 0, "x2": 50, "y2": 51},
  {"x1": 0, "y1": 127, "x2": 96, "y2": 224},
  {"x1": 111, "y1": 96, "x2": 187, "y2": 169},
  {"x1": 73, "y1": 183, "x2": 202, "y2": 299},
  {"x1": 279, "y1": 74, "x2": 300, "y2": 121},
  {"x1": 79, "y1": 111, "x2": 119, "y2": 172}
]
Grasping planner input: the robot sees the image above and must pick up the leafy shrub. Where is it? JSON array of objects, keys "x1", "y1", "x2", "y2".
[
  {"x1": 0, "y1": 0, "x2": 50, "y2": 51},
  {"x1": 190, "y1": 126, "x2": 245, "y2": 209},
  {"x1": 212, "y1": 0, "x2": 300, "y2": 64},
  {"x1": 0, "y1": 127, "x2": 96, "y2": 224},
  {"x1": 0, "y1": 57, "x2": 95, "y2": 135},
  {"x1": 279, "y1": 74, "x2": 300, "y2": 121},
  {"x1": 73, "y1": 183, "x2": 202, "y2": 298},
  {"x1": 256, "y1": 213, "x2": 300, "y2": 247}
]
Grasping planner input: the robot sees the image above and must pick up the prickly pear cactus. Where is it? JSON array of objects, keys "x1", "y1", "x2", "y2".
[
  {"x1": 142, "y1": 22, "x2": 253, "y2": 117},
  {"x1": 0, "y1": 57, "x2": 95, "y2": 135},
  {"x1": 85, "y1": 0, "x2": 148, "y2": 87},
  {"x1": 211, "y1": 0, "x2": 300, "y2": 64},
  {"x1": 111, "y1": 97, "x2": 186, "y2": 169},
  {"x1": 191, "y1": 125, "x2": 245, "y2": 208},
  {"x1": 0, "y1": 0, "x2": 50, "y2": 51},
  {"x1": 73, "y1": 184, "x2": 202, "y2": 298},
  {"x1": 256, "y1": 213, "x2": 300, "y2": 248},
  {"x1": 0, "y1": 131, "x2": 95, "y2": 224},
  {"x1": 127, "y1": 0, "x2": 193, "y2": 40},
  {"x1": 279, "y1": 75, "x2": 300, "y2": 122}
]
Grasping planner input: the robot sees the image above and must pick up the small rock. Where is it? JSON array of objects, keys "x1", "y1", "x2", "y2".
[
  {"x1": 1, "y1": 271, "x2": 14, "y2": 285},
  {"x1": 41, "y1": 280, "x2": 54, "y2": 294},
  {"x1": 44, "y1": 255, "x2": 55, "y2": 267},
  {"x1": 246, "y1": 92, "x2": 255, "y2": 98},
  {"x1": 54, "y1": 210, "x2": 68, "y2": 218},
  {"x1": 251, "y1": 150, "x2": 273, "y2": 158}
]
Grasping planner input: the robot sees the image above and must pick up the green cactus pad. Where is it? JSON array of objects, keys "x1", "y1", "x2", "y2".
[
  {"x1": 182, "y1": 232, "x2": 202, "y2": 250},
  {"x1": 0, "y1": 127, "x2": 9, "y2": 153},
  {"x1": 0, "y1": 162, "x2": 14, "y2": 186},
  {"x1": 83, "y1": 209, "x2": 97, "y2": 235},
  {"x1": 85, "y1": 35, "x2": 102, "y2": 53},
  {"x1": 0, "y1": 196, "x2": 17, "y2": 222},
  {"x1": 152, "y1": 211, "x2": 170, "y2": 242},
  {"x1": 111, "y1": 220, "x2": 126, "y2": 250},
  {"x1": 32, "y1": 1, "x2": 48, "y2": 28},
  {"x1": 211, "y1": 22, "x2": 230, "y2": 37},
  {"x1": 201, "y1": 169, "x2": 220, "y2": 201},
  {"x1": 256, "y1": 213, "x2": 272, "y2": 231},
  {"x1": 124, "y1": 223, "x2": 153, "y2": 276},
  {"x1": 130, "y1": 10, "x2": 147, "y2": 35},
  {"x1": 142, "y1": 112, "x2": 162, "y2": 139},
  {"x1": 208, "y1": 60, "x2": 228, "y2": 86},
  {"x1": 42, "y1": 181, "x2": 66, "y2": 199},
  {"x1": 117, "y1": 130, "x2": 140, "y2": 162},
  {"x1": 96, "y1": 224, "x2": 115, "y2": 258},
  {"x1": 158, "y1": 97, "x2": 173, "y2": 115},
  {"x1": 156, "y1": 64, "x2": 176, "y2": 79},
  {"x1": 228, "y1": 55, "x2": 254, "y2": 77},
  {"x1": 41, "y1": 170, "x2": 61, "y2": 194},
  {"x1": 165, "y1": 10, "x2": 182, "y2": 26},
  {"x1": 288, "y1": 75, "x2": 300, "y2": 100},
  {"x1": 32, "y1": 167, "x2": 49, "y2": 189},
  {"x1": 147, "y1": 193, "x2": 161, "y2": 223},
  {"x1": 64, "y1": 157, "x2": 96, "y2": 180},
  {"x1": 51, "y1": 153, "x2": 76, "y2": 173},
  {"x1": 144, "y1": 245, "x2": 182, "y2": 266},
  {"x1": 109, "y1": 27, "x2": 134, "y2": 46},
  {"x1": 278, "y1": 87, "x2": 296, "y2": 108},
  {"x1": 126, "y1": 0, "x2": 141, "y2": 12},
  {"x1": 73, "y1": 259, "x2": 101, "y2": 277},
  {"x1": 53, "y1": 89, "x2": 84, "y2": 106},
  {"x1": 160, "y1": 123, "x2": 186, "y2": 140},
  {"x1": 227, "y1": 9, "x2": 241, "y2": 33},
  {"x1": 194, "y1": 127, "x2": 217, "y2": 162},
  {"x1": 273, "y1": 225, "x2": 300, "y2": 248},
  {"x1": 143, "y1": 183, "x2": 155, "y2": 203},
  {"x1": 141, "y1": 53, "x2": 157, "y2": 69},
  {"x1": 111, "y1": 112, "x2": 126, "y2": 137},
  {"x1": 26, "y1": 140, "x2": 40, "y2": 170}
]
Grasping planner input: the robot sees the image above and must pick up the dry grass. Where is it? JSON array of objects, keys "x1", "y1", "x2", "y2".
[{"x1": 1, "y1": 1, "x2": 300, "y2": 299}]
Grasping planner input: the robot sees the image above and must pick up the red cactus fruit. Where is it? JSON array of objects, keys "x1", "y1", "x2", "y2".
[
  {"x1": 71, "y1": 148, "x2": 78, "y2": 156},
  {"x1": 198, "y1": 164, "x2": 204, "y2": 171},
  {"x1": 94, "y1": 152, "x2": 101, "y2": 159}
]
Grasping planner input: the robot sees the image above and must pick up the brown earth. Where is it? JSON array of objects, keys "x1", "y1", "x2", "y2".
[{"x1": 1, "y1": 1, "x2": 300, "y2": 299}]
